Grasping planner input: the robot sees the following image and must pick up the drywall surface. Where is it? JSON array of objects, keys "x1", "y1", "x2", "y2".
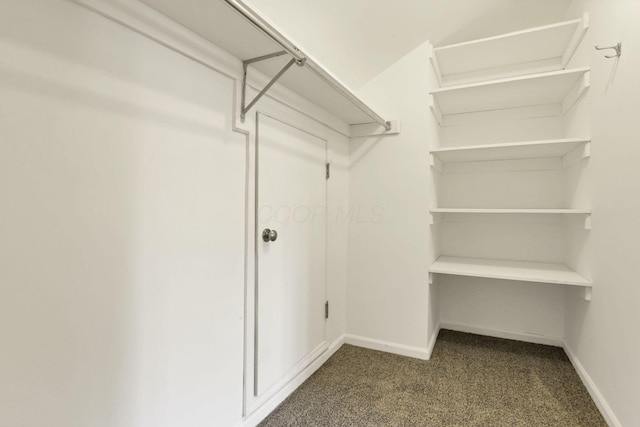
[
  {"x1": 347, "y1": 43, "x2": 432, "y2": 352},
  {"x1": 563, "y1": 0, "x2": 640, "y2": 425},
  {"x1": 0, "y1": 1, "x2": 247, "y2": 425}
]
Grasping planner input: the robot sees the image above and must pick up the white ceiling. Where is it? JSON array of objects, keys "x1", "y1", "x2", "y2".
[{"x1": 141, "y1": 0, "x2": 573, "y2": 90}]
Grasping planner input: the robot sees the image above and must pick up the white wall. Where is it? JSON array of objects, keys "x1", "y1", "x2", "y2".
[
  {"x1": 8, "y1": 0, "x2": 637, "y2": 425},
  {"x1": 0, "y1": 1, "x2": 245, "y2": 425},
  {"x1": 563, "y1": 1, "x2": 640, "y2": 425},
  {"x1": 346, "y1": 43, "x2": 434, "y2": 356},
  {"x1": 0, "y1": 1, "x2": 349, "y2": 426}
]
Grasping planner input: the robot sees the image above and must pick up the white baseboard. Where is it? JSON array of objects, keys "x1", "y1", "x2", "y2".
[
  {"x1": 439, "y1": 322, "x2": 563, "y2": 347},
  {"x1": 344, "y1": 334, "x2": 431, "y2": 360},
  {"x1": 426, "y1": 322, "x2": 441, "y2": 358},
  {"x1": 563, "y1": 343, "x2": 621, "y2": 427},
  {"x1": 241, "y1": 334, "x2": 345, "y2": 427}
]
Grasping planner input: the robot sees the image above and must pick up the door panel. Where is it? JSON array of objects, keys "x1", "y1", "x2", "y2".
[{"x1": 255, "y1": 114, "x2": 327, "y2": 396}]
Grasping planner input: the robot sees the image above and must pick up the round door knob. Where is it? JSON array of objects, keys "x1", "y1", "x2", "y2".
[{"x1": 262, "y1": 228, "x2": 278, "y2": 242}]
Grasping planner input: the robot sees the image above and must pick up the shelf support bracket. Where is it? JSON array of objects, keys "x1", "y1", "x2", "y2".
[
  {"x1": 583, "y1": 287, "x2": 592, "y2": 301},
  {"x1": 429, "y1": 94, "x2": 443, "y2": 126},
  {"x1": 428, "y1": 44, "x2": 443, "y2": 87},
  {"x1": 562, "y1": 71, "x2": 590, "y2": 114},
  {"x1": 429, "y1": 212, "x2": 442, "y2": 225},
  {"x1": 241, "y1": 51, "x2": 305, "y2": 122},
  {"x1": 430, "y1": 154, "x2": 443, "y2": 173}
]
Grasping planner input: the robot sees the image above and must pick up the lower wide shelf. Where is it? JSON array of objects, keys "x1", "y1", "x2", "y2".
[
  {"x1": 430, "y1": 208, "x2": 591, "y2": 214},
  {"x1": 429, "y1": 256, "x2": 591, "y2": 287}
]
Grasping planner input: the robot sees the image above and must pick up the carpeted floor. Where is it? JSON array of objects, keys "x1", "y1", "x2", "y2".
[{"x1": 260, "y1": 330, "x2": 606, "y2": 426}]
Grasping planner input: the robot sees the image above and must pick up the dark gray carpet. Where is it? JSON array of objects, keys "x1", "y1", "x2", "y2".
[{"x1": 260, "y1": 330, "x2": 606, "y2": 426}]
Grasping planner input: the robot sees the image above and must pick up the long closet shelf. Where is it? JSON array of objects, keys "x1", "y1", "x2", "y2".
[
  {"x1": 115, "y1": 0, "x2": 392, "y2": 129},
  {"x1": 431, "y1": 13, "x2": 589, "y2": 82},
  {"x1": 430, "y1": 138, "x2": 591, "y2": 163},
  {"x1": 429, "y1": 67, "x2": 590, "y2": 119},
  {"x1": 429, "y1": 256, "x2": 591, "y2": 287},
  {"x1": 430, "y1": 208, "x2": 591, "y2": 214}
]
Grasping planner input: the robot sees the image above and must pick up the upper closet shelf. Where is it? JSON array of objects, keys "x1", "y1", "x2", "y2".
[
  {"x1": 429, "y1": 67, "x2": 590, "y2": 124},
  {"x1": 128, "y1": 0, "x2": 396, "y2": 133},
  {"x1": 430, "y1": 13, "x2": 589, "y2": 85},
  {"x1": 430, "y1": 138, "x2": 591, "y2": 163}
]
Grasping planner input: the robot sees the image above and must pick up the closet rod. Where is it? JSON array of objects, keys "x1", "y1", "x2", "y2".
[{"x1": 222, "y1": 0, "x2": 392, "y2": 130}]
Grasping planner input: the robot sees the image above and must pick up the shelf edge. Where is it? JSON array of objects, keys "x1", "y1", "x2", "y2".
[
  {"x1": 434, "y1": 18, "x2": 582, "y2": 52},
  {"x1": 429, "y1": 67, "x2": 591, "y2": 94},
  {"x1": 429, "y1": 257, "x2": 592, "y2": 287},
  {"x1": 430, "y1": 138, "x2": 591, "y2": 155}
]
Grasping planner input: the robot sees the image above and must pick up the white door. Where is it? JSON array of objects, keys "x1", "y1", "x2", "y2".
[{"x1": 255, "y1": 114, "x2": 327, "y2": 397}]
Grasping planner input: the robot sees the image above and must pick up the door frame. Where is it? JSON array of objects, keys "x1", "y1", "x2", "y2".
[{"x1": 243, "y1": 107, "x2": 331, "y2": 416}]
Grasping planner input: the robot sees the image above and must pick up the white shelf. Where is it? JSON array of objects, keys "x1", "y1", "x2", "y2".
[
  {"x1": 431, "y1": 208, "x2": 591, "y2": 214},
  {"x1": 430, "y1": 138, "x2": 591, "y2": 163},
  {"x1": 429, "y1": 68, "x2": 590, "y2": 120},
  {"x1": 431, "y1": 13, "x2": 589, "y2": 83},
  {"x1": 429, "y1": 256, "x2": 591, "y2": 287},
  {"x1": 133, "y1": 0, "x2": 390, "y2": 127}
]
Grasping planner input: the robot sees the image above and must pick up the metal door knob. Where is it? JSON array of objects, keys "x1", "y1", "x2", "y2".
[{"x1": 262, "y1": 228, "x2": 278, "y2": 242}]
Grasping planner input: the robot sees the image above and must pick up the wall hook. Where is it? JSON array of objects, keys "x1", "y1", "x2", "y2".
[{"x1": 595, "y1": 42, "x2": 622, "y2": 58}]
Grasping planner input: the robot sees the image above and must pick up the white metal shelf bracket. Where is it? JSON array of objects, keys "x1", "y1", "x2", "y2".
[
  {"x1": 428, "y1": 45, "x2": 443, "y2": 87},
  {"x1": 429, "y1": 154, "x2": 443, "y2": 173},
  {"x1": 428, "y1": 212, "x2": 442, "y2": 225},
  {"x1": 241, "y1": 51, "x2": 304, "y2": 121},
  {"x1": 584, "y1": 287, "x2": 592, "y2": 301}
]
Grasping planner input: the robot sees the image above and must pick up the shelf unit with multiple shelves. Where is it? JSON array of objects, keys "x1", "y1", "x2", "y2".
[{"x1": 427, "y1": 15, "x2": 592, "y2": 298}]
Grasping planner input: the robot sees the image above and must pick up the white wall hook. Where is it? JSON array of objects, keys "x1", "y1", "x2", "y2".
[{"x1": 595, "y1": 42, "x2": 621, "y2": 58}]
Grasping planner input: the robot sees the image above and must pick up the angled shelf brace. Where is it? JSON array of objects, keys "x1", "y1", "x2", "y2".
[
  {"x1": 224, "y1": 0, "x2": 392, "y2": 130},
  {"x1": 241, "y1": 51, "x2": 305, "y2": 121}
]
